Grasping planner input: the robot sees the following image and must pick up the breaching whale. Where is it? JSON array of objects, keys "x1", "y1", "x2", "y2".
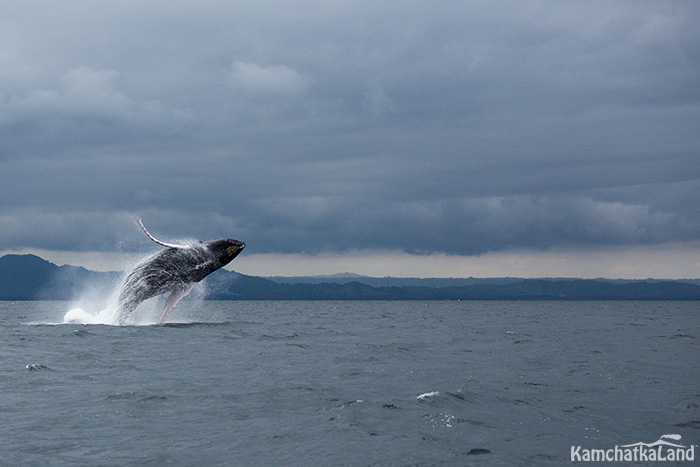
[{"x1": 116, "y1": 220, "x2": 245, "y2": 325}]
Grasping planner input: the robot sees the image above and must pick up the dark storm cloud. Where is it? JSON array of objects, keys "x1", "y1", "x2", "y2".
[{"x1": 0, "y1": 1, "x2": 698, "y2": 256}]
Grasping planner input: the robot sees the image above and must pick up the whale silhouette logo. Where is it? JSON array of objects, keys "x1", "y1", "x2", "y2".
[{"x1": 621, "y1": 434, "x2": 687, "y2": 449}]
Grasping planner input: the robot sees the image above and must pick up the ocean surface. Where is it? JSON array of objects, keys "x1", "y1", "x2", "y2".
[{"x1": 0, "y1": 300, "x2": 698, "y2": 466}]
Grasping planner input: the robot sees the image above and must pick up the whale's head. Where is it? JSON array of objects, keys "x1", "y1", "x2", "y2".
[{"x1": 207, "y1": 238, "x2": 246, "y2": 267}]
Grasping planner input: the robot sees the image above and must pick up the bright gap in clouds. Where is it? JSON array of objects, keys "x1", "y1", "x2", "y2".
[
  {"x1": 233, "y1": 244, "x2": 700, "y2": 279},
  {"x1": 8, "y1": 242, "x2": 699, "y2": 280}
]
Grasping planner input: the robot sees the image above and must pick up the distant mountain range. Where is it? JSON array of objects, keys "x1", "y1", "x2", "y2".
[{"x1": 2, "y1": 254, "x2": 700, "y2": 301}]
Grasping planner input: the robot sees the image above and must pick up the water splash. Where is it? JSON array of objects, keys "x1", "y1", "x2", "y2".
[
  {"x1": 61, "y1": 249, "x2": 213, "y2": 326},
  {"x1": 64, "y1": 305, "x2": 119, "y2": 325},
  {"x1": 62, "y1": 287, "x2": 190, "y2": 326},
  {"x1": 60, "y1": 255, "x2": 177, "y2": 326},
  {"x1": 61, "y1": 267, "x2": 126, "y2": 325}
]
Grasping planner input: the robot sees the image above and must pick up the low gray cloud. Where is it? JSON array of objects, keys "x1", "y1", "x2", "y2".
[{"x1": 0, "y1": 1, "x2": 698, "y2": 258}]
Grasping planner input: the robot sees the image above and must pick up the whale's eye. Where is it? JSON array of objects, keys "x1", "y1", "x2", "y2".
[{"x1": 227, "y1": 246, "x2": 238, "y2": 256}]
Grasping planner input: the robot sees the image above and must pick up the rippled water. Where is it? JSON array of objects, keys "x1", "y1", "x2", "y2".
[{"x1": 1, "y1": 300, "x2": 698, "y2": 466}]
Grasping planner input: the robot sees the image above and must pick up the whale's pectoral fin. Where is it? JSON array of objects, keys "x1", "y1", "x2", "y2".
[
  {"x1": 139, "y1": 218, "x2": 189, "y2": 249},
  {"x1": 157, "y1": 283, "x2": 196, "y2": 324}
]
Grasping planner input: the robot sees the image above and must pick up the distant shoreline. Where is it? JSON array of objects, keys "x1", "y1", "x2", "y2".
[{"x1": 2, "y1": 254, "x2": 700, "y2": 301}]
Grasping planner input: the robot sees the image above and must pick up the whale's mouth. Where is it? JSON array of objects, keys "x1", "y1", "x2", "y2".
[{"x1": 227, "y1": 241, "x2": 245, "y2": 258}]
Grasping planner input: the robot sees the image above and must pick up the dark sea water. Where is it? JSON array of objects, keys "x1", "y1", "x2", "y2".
[{"x1": 0, "y1": 300, "x2": 698, "y2": 466}]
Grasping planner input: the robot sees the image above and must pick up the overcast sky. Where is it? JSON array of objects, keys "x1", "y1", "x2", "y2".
[{"x1": 1, "y1": 1, "x2": 699, "y2": 278}]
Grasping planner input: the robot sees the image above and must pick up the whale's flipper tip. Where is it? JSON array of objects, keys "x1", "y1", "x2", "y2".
[{"x1": 138, "y1": 219, "x2": 188, "y2": 249}]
